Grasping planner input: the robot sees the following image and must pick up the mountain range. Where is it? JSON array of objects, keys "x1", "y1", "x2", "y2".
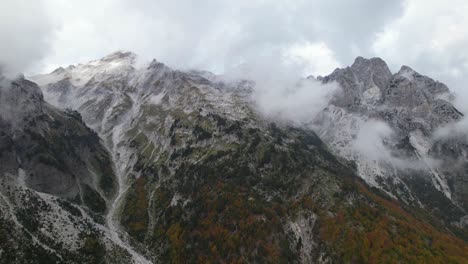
[{"x1": 0, "y1": 51, "x2": 466, "y2": 263}]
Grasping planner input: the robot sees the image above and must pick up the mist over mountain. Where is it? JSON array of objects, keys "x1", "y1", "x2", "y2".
[
  {"x1": 1, "y1": 51, "x2": 467, "y2": 263},
  {"x1": 3, "y1": 0, "x2": 468, "y2": 262}
]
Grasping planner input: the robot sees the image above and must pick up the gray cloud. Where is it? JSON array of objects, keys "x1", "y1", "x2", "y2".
[
  {"x1": 352, "y1": 120, "x2": 394, "y2": 161},
  {"x1": 4, "y1": 0, "x2": 468, "y2": 138},
  {"x1": 223, "y1": 54, "x2": 340, "y2": 123},
  {"x1": 0, "y1": 0, "x2": 53, "y2": 77},
  {"x1": 38, "y1": 0, "x2": 405, "y2": 76}
]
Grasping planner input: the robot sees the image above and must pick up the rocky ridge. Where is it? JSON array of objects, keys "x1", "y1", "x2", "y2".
[{"x1": 0, "y1": 74, "x2": 149, "y2": 263}]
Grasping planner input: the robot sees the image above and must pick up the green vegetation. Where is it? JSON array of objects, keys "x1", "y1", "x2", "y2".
[
  {"x1": 121, "y1": 176, "x2": 149, "y2": 242},
  {"x1": 78, "y1": 232, "x2": 107, "y2": 264},
  {"x1": 120, "y1": 106, "x2": 468, "y2": 263},
  {"x1": 82, "y1": 184, "x2": 107, "y2": 214}
]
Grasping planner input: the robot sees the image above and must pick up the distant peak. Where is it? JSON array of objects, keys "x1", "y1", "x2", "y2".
[
  {"x1": 395, "y1": 65, "x2": 417, "y2": 80},
  {"x1": 352, "y1": 56, "x2": 389, "y2": 70},
  {"x1": 349, "y1": 56, "x2": 392, "y2": 83},
  {"x1": 100, "y1": 51, "x2": 137, "y2": 62},
  {"x1": 51, "y1": 67, "x2": 65, "y2": 74},
  {"x1": 353, "y1": 56, "x2": 367, "y2": 64},
  {"x1": 398, "y1": 65, "x2": 415, "y2": 73},
  {"x1": 148, "y1": 59, "x2": 165, "y2": 69}
]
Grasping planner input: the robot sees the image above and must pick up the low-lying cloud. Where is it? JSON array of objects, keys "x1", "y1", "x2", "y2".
[
  {"x1": 352, "y1": 120, "x2": 393, "y2": 160},
  {"x1": 434, "y1": 118, "x2": 468, "y2": 141},
  {"x1": 252, "y1": 78, "x2": 339, "y2": 124},
  {"x1": 352, "y1": 120, "x2": 394, "y2": 161},
  {"x1": 27, "y1": 0, "x2": 406, "y2": 75},
  {"x1": 223, "y1": 54, "x2": 340, "y2": 124},
  {"x1": 351, "y1": 119, "x2": 439, "y2": 170}
]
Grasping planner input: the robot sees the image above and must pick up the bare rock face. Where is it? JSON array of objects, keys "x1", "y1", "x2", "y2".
[
  {"x1": 0, "y1": 77, "x2": 44, "y2": 127},
  {"x1": 322, "y1": 56, "x2": 392, "y2": 109},
  {"x1": 0, "y1": 75, "x2": 132, "y2": 263},
  {"x1": 314, "y1": 56, "x2": 467, "y2": 231},
  {"x1": 0, "y1": 76, "x2": 116, "y2": 203}
]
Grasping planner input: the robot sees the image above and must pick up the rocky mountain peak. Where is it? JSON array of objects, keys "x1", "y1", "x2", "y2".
[
  {"x1": 385, "y1": 65, "x2": 452, "y2": 109},
  {"x1": 350, "y1": 56, "x2": 392, "y2": 90},
  {"x1": 313, "y1": 55, "x2": 468, "y2": 230},
  {"x1": 352, "y1": 56, "x2": 391, "y2": 73},
  {"x1": 398, "y1": 65, "x2": 415, "y2": 74},
  {"x1": 51, "y1": 66, "x2": 66, "y2": 74},
  {"x1": 321, "y1": 56, "x2": 393, "y2": 108},
  {"x1": 0, "y1": 76, "x2": 44, "y2": 127}
]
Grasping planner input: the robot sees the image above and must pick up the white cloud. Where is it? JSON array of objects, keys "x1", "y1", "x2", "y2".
[
  {"x1": 351, "y1": 119, "x2": 436, "y2": 169},
  {"x1": 4, "y1": 0, "x2": 468, "y2": 134},
  {"x1": 284, "y1": 41, "x2": 341, "y2": 77},
  {"x1": 352, "y1": 120, "x2": 394, "y2": 161},
  {"x1": 0, "y1": 0, "x2": 53, "y2": 77},
  {"x1": 434, "y1": 118, "x2": 468, "y2": 140},
  {"x1": 219, "y1": 50, "x2": 340, "y2": 123},
  {"x1": 34, "y1": 0, "x2": 404, "y2": 76},
  {"x1": 251, "y1": 75, "x2": 340, "y2": 124},
  {"x1": 372, "y1": 0, "x2": 468, "y2": 104}
]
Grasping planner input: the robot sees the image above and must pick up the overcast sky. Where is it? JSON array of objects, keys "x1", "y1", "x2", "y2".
[{"x1": 1, "y1": 0, "x2": 468, "y2": 97}]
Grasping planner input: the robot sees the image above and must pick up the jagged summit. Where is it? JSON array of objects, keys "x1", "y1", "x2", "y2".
[
  {"x1": 51, "y1": 66, "x2": 66, "y2": 74},
  {"x1": 320, "y1": 56, "x2": 456, "y2": 110},
  {"x1": 148, "y1": 58, "x2": 166, "y2": 70},
  {"x1": 100, "y1": 50, "x2": 137, "y2": 62},
  {"x1": 351, "y1": 56, "x2": 391, "y2": 74},
  {"x1": 0, "y1": 76, "x2": 44, "y2": 127},
  {"x1": 398, "y1": 65, "x2": 415, "y2": 73}
]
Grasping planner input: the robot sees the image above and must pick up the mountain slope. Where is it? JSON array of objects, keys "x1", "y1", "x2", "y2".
[
  {"x1": 0, "y1": 75, "x2": 146, "y2": 263},
  {"x1": 29, "y1": 51, "x2": 468, "y2": 263}
]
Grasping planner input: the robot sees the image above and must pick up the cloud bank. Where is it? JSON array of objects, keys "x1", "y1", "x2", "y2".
[
  {"x1": 2, "y1": 0, "x2": 468, "y2": 94},
  {"x1": 232, "y1": 57, "x2": 340, "y2": 124},
  {"x1": 2, "y1": 0, "x2": 468, "y2": 138},
  {"x1": 34, "y1": 0, "x2": 405, "y2": 75}
]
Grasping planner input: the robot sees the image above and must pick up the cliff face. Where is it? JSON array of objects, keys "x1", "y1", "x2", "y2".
[
  {"x1": 0, "y1": 76, "x2": 135, "y2": 263},
  {"x1": 0, "y1": 76, "x2": 116, "y2": 209}
]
